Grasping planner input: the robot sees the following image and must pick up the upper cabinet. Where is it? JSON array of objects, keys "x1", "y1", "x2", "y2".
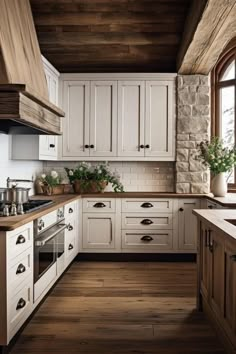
[
  {"x1": 11, "y1": 56, "x2": 60, "y2": 161},
  {"x1": 60, "y1": 73, "x2": 176, "y2": 161}
]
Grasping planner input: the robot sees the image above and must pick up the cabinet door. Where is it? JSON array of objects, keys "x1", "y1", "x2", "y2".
[
  {"x1": 178, "y1": 199, "x2": 200, "y2": 251},
  {"x1": 224, "y1": 238, "x2": 236, "y2": 344},
  {"x1": 209, "y1": 230, "x2": 225, "y2": 317},
  {"x1": 82, "y1": 213, "x2": 115, "y2": 250},
  {"x1": 118, "y1": 81, "x2": 145, "y2": 157},
  {"x1": 90, "y1": 81, "x2": 117, "y2": 157},
  {"x1": 145, "y1": 81, "x2": 174, "y2": 158},
  {"x1": 62, "y1": 81, "x2": 90, "y2": 157}
]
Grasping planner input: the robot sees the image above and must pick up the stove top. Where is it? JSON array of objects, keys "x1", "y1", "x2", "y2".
[
  {"x1": 0, "y1": 199, "x2": 53, "y2": 216},
  {"x1": 22, "y1": 200, "x2": 53, "y2": 213}
]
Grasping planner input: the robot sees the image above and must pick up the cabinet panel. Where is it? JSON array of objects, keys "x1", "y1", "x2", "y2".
[
  {"x1": 178, "y1": 199, "x2": 200, "y2": 251},
  {"x1": 90, "y1": 81, "x2": 117, "y2": 157},
  {"x1": 62, "y1": 81, "x2": 90, "y2": 157},
  {"x1": 83, "y1": 198, "x2": 116, "y2": 213},
  {"x1": 145, "y1": 81, "x2": 174, "y2": 157},
  {"x1": 122, "y1": 213, "x2": 173, "y2": 230},
  {"x1": 122, "y1": 230, "x2": 173, "y2": 251},
  {"x1": 200, "y1": 223, "x2": 211, "y2": 301},
  {"x1": 122, "y1": 199, "x2": 173, "y2": 213},
  {"x1": 83, "y1": 214, "x2": 115, "y2": 249},
  {"x1": 118, "y1": 81, "x2": 145, "y2": 157}
]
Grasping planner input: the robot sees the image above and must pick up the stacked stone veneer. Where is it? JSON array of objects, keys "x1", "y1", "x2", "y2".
[{"x1": 176, "y1": 75, "x2": 211, "y2": 194}]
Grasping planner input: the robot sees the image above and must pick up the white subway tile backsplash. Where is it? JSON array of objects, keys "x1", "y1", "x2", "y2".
[{"x1": 44, "y1": 161, "x2": 175, "y2": 192}]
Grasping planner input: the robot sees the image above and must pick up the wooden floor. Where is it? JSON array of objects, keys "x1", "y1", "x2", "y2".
[{"x1": 10, "y1": 261, "x2": 226, "y2": 354}]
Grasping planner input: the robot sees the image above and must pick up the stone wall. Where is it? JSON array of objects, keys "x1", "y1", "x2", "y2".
[{"x1": 176, "y1": 75, "x2": 211, "y2": 194}]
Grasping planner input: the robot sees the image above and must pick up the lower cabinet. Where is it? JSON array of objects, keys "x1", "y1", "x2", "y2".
[
  {"x1": 198, "y1": 219, "x2": 236, "y2": 352},
  {"x1": 178, "y1": 199, "x2": 200, "y2": 251}
]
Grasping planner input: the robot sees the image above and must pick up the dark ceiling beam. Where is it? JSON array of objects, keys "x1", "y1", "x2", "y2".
[{"x1": 177, "y1": 0, "x2": 236, "y2": 74}]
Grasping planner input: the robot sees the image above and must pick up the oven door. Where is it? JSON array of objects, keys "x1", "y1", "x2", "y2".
[{"x1": 34, "y1": 222, "x2": 67, "y2": 301}]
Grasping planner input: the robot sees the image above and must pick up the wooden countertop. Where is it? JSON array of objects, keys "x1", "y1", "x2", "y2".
[
  {"x1": 0, "y1": 194, "x2": 81, "y2": 232},
  {"x1": 1, "y1": 191, "x2": 236, "y2": 232},
  {"x1": 193, "y1": 209, "x2": 236, "y2": 240}
]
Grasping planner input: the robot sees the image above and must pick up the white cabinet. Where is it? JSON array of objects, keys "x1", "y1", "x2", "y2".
[
  {"x1": 61, "y1": 80, "x2": 117, "y2": 158},
  {"x1": 11, "y1": 56, "x2": 60, "y2": 160},
  {"x1": 64, "y1": 200, "x2": 79, "y2": 268},
  {"x1": 177, "y1": 199, "x2": 200, "y2": 251},
  {"x1": 59, "y1": 73, "x2": 176, "y2": 161}
]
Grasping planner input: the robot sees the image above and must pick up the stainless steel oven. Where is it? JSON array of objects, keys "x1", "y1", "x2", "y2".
[{"x1": 34, "y1": 215, "x2": 67, "y2": 301}]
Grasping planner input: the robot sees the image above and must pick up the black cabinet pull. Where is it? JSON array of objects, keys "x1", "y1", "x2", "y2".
[
  {"x1": 68, "y1": 243, "x2": 74, "y2": 251},
  {"x1": 204, "y1": 229, "x2": 209, "y2": 247},
  {"x1": 93, "y1": 202, "x2": 106, "y2": 208},
  {"x1": 85, "y1": 144, "x2": 89, "y2": 148},
  {"x1": 16, "y1": 263, "x2": 26, "y2": 274},
  {"x1": 145, "y1": 144, "x2": 150, "y2": 148},
  {"x1": 67, "y1": 224, "x2": 73, "y2": 231},
  {"x1": 179, "y1": 208, "x2": 184, "y2": 212},
  {"x1": 141, "y1": 219, "x2": 153, "y2": 225},
  {"x1": 140, "y1": 145, "x2": 144, "y2": 149},
  {"x1": 141, "y1": 202, "x2": 153, "y2": 208},
  {"x1": 141, "y1": 235, "x2": 153, "y2": 242},
  {"x1": 69, "y1": 208, "x2": 73, "y2": 214},
  {"x1": 90, "y1": 144, "x2": 94, "y2": 148},
  {"x1": 16, "y1": 298, "x2": 26, "y2": 310},
  {"x1": 208, "y1": 205, "x2": 213, "y2": 209},
  {"x1": 16, "y1": 235, "x2": 26, "y2": 245},
  {"x1": 230, "y1": 255, "x2": 236, "y2": 261},
  {"x1": 49, "y1": 144, "x2": 55, "y2": 148},
  {"x1": 208, "y1": 230, "x2": 213, "y2": 252}
]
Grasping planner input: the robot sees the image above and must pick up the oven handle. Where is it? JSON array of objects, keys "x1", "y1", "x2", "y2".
[{"x1": 35, "y1": 223, "x2": 68, "y2": 246}]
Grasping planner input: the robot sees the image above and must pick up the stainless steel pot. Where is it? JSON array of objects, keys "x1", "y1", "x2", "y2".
[
  {"x1": 0, "y1": 188, "x2": 6, "y2": 202},
  {"x1": 5, "y1": 187, "x2": 31, "y2": 204}
]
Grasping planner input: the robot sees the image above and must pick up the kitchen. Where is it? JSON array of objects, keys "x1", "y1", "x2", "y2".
[{"x1": 0, "y1": 0, "x2": 236, "y2": 353}]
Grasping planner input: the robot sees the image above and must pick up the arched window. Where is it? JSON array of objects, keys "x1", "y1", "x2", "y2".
[{"x1": 212, "y1": 42, "x2": 236, "y2": 188}]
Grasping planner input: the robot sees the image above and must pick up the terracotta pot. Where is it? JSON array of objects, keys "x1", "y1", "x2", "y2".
[
  {"x1": 73, "y1": 180, "x2": 107, "y2": 194},
  {"x1": 43, "y1": 184, "x2": 64, "y2": 195}
]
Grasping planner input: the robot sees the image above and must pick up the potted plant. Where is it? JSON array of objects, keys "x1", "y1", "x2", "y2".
[
  {"x1": 65, "y1": 162, "x2": 124, "y2": 193},
  {"x1": 196, "y1": 136, "x2": 236, "y2": 196},
  {"x1": 38, "y1": 170, "x2": 64, "y2": 195}
]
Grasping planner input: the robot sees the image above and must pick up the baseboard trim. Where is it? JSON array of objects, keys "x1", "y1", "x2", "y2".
[{"x1": 76, "y1": 253, "x2": 196, "y2": 262}]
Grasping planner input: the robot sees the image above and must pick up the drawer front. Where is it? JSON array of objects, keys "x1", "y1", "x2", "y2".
[
  {"x1": 122, "y1": 199, "x2": 173, "y2": 213},
  {"x1": 36, "y1": 210, "x2": 58, "y2": 234},
  {"x1": 122, "y1": 213, "x2": 173, "y2": 230},
  {"x1": 8, "y1": 249, "x2": 33, "y2": 293},
  {"x1": 8, "y1": 222, "x2": 33, "y2": 260},
  {"x1": 9, "y1": 281, "x2": 33, "y2": 332},
  {"x1": 83, "y1": 198, "x2": 116, "y2": 213},
  {"x1": 64, "y1": 201, "x2": 78, "y2": 219},
  {"x1": 122, "y1": 230, "x2": 173, "y2": 250},
  {"x1": 65, "y1": 230, "x2": 76, "y2": 259}
]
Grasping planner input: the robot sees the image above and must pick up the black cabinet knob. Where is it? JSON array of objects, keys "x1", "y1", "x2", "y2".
[
  {"x1": 69, "y1": 208, "x2": 73, "y2": 214},
  {"x1": 179, "y1": 208, "x2": 184, "y2": 212},
  {"x1": 230, "y1": 255, "x2": 236, "y2": 261},
  {"x1": 85, "y1": 145, "x2": 89, "y2": 148},
  {"x1": 145, "y1": 144, "x2": 150, "y2": 148},
  {"x1": 141, "y1": 219, "x2": 153, "y2": 225},
  {"x1": 208, "y1": 205, "x2": 213, "y2": 209},
  {"x1": 90, "y1": 144, "x2": 94, "y2": 148},
  {"x1": 140, "y1": 235, "x2": 153, "y2": 242},
  {"x1": 16, "y1": 263, "x2": 26, "y2": 274},
  {"x1": 67, "y1": 224, "x2": 73, "y2": 231},
  {"x1": 16, "y1": 298, "x2": 26, "y2": 310},
  {"x1": 93, "y1": 202, "x2": 106, "y2": 208},
  {"x1": 141, "y1": 202, "x2": 153, "y2": 208},
  {"x1": 68, "y1": 243, "x2": 74, "y2": 251},
  {"x1": 16, "y1": 235, "x2": 26, "y2": 244},
  {"x1": 140, "y1": 145, "x2": 144, "y2": 149},
  {"x1": 49, "y1": 144, "x2": 55, "y2": 148}
]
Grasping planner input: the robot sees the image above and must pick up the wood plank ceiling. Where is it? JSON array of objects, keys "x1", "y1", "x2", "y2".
[{"x1": 30, "y1": 0, "x2": 192, "y2": 73}]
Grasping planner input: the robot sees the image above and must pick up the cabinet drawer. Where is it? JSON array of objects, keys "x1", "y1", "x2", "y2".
[
  {"x1": 35, "y1": 210, "x2": 58, "y2": 234},
  {"x1": 64, "y1": 201, "x2": 78, "y2": 219},
  {"x1": 83, "y1": 198, "x2": 116, "y2": 213},
  {"x1": 9, "y1": 280, "x2": 33, "y2": 332},
  {"x1": 8, "y1": 249, "x2": 33, "y2": 293},
  {"x1": 122, "y1": 230, "x2": 173, "y2": 251},
  {"x1": 122, "y1": 199, "x2": 173, "y2": 213},
  {"x1": 122, "y1": 213, "x2": 173, "y2": 230},
  {"x1": 7, "y1": 222, "x2": 33, "y2": 260}
]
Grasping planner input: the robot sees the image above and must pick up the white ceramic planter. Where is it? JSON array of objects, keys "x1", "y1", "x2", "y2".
[{"x1": 211, "y1": 172, "x2": 227, "y2": 197}]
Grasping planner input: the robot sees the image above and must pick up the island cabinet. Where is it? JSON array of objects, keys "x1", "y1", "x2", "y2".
[
  {"x1": 59, "y1": 74, "x2": 176, "y2": 161},
  {"x1": 197, "y1": 219, "x2": 236, "y2": 353}
]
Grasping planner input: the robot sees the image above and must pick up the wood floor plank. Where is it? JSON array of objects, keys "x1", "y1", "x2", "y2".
[{"x1": 10, "y1": 261, "x2": 226, "y2": 354}]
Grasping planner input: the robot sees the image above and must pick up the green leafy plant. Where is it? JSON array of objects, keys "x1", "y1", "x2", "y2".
[
  {"x1": 39, "y1": 170, "x2": 62, "y2": 187},
  {"x1": 65, "y1": 162, "x2": 124, "y2": 192},
  {"x1": 196, "y1": 136, "x2": 236, "y2": 175}
]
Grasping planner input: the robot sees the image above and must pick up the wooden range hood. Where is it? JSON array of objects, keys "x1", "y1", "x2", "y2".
[{"x1": 0, "y1": 0, "x2": 64, "y2": 135}]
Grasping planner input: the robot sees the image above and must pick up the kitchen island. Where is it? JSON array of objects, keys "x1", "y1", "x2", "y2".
[{"x1": 193, "y1": 208, "x2": 236, "y2": 354}]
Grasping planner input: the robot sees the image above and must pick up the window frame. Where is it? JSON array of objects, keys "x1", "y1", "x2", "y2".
[{"x1": 211, "y1": 44, "x2": 236, "y2": 190}]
